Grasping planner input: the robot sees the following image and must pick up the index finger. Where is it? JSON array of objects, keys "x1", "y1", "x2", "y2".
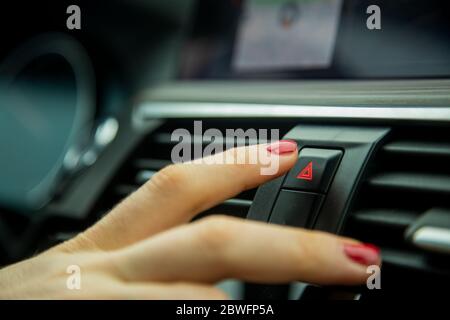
[{"x1": 71, "y1": 141, "x2": 298, "y2": 251}]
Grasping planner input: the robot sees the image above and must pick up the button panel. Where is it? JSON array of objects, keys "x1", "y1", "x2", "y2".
[
  {"x1": 269, "y1": 190, "x2": 323, "y2": 228},
  {"x1": 283, "y1": 148, "x2": 343, "y2": 193}
]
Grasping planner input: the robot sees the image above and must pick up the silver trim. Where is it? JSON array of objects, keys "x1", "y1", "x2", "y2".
[
  {"x1": 135, "y1": 101, "x2": 450, "y2": 122},
  {"x1": 413, "y1": 227, "x2": 450, "y2": 254}
]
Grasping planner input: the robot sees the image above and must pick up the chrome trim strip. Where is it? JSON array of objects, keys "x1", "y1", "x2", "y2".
[
  {"x1": 413, "y1": 227, "x2": 450, "y2": 254},
  {"x1": 135, "y1": 101, "x2": 450, "y2": 122}
]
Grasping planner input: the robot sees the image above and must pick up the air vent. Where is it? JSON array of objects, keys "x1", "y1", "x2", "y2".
[
  {"x1": 344, "y1": 126, "x2": 450, "y2": 294},
  {"x1": 97, "y1": 119, "x2": 294, "y2": 219}
]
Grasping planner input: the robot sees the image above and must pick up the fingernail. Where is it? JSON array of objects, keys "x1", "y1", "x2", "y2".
[
  {"x1": 343, "y1": 243, "x2": 381, "y2": 266},
  {"x1": 267, "y1": 140, "x2": 297, "y2": 155}
]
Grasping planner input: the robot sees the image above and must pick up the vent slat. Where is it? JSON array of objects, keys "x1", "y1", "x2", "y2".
[
  {"x1": 368, "y1": 172, "x2": 450, "y2": 194},
  {"x1": 223, "y1": 198, "x2": 253, "y2": 207},
  {"x1": 114, "y1": 184, "x2": 138, "y2": 197},
  {"x1": 352, "y1": 209, "x2": 417, "y2": 229},
  {"x1": 346, "y1": 127, "x2": 450, "y2": 282},
  {"x1": 201, "y1": 198, "x2": 252, "y2": 218},
  {"x1": 382, "y1": 248, "x2": 450, "y2": 277},
  {"x1": 134, "y1": 158, "x2": 172, "y2": 170},
  {"x1": 383, "y1": 141, "x2": 450, "y2": 157}
]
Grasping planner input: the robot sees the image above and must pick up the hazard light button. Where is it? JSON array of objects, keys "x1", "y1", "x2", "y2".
[{"x1": 283, "y1": 148, "x2": 343, "y2": 193}]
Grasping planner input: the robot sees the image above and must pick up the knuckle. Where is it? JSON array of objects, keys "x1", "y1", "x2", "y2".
[
  {"x1": 145, "y1": 164, "x2": 189, "y2": 195},
  {"x1": 292, "y1": 230, "x2": 333, "y2": 267},
  {"x1": 194, "y1": 215, "x2": 236, "y2": 253},
  {"x1": 290, "y1": 230, "x2": 320, "y2": 266},
  {"x1": 99, "y1": 251, "x2": 127, "y2": 278},
  {"x1": 105, "y1": 250, "x2": 135, "y2": 281}
]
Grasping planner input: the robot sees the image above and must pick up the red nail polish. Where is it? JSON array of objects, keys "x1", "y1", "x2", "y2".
[
  {"x1": 267, "y1": 140, "x2": 297, "y2": 155},
  {"x1": 343, "y1": 243, "x2": 381, "y2": 266}
]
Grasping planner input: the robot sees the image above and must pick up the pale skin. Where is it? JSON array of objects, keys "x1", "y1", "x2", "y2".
[{"x1": 0, "y1": 144, "x2": 380, "y2": 299}]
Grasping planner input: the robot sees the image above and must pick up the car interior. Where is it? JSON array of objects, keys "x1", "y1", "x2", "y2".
[{"x1": 0, "y1": 0, "x2": 449, "y2": 300}]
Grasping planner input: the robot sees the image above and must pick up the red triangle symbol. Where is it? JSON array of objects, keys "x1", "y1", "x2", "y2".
[{"x1": 297, "y1": 161, "x2": 313, "y2": 181}]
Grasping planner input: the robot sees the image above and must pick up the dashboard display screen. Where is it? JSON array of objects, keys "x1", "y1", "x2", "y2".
[
  {"x1": 179, "y1": 0, "x2": 450, "y2": 79},
  {"x1": 234, "y1": 0, "x2": 342, "y2": 71}
]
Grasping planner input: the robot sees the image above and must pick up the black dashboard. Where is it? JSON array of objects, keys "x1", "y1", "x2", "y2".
[{"x1": 180, "y1": 0, "x2": 450, "y2": 79}]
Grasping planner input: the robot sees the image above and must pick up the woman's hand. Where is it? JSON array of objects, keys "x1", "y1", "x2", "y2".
[{"x1": 0, "y1": 142, "x2": 380, "y2": 299}]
